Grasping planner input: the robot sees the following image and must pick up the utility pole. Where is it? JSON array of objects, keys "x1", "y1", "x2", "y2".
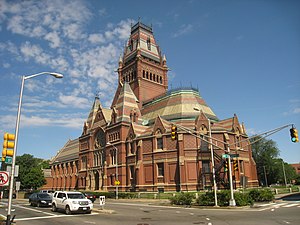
[
  {"x1": 281, "y1": 160, "x2": 287, "y2": 187},
  {"x1": 263, "y1": 165, "x2": 268, "y2": 187},
  {"x1": 208, "y1": 119, "x2": 218, "y2": 207}
]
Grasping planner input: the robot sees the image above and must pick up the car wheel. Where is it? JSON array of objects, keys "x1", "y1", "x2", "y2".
[
  {"x1": 51, "y1": 203, "x2": 57, "y2": 212},
  {"x1": 86, "y1": 210, "x2": 91, "y2": 214},
  {"x1": 65, "y1": 205, "x2": 72, "y2": 215},
  {"x1": 30, "y1": 202, "x2": 33, "y2": 206}
]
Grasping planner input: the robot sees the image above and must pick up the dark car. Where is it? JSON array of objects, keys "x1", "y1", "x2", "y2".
[
  {"x1": 29, "y1": 193, "x2": 52, "y2": 207},
  {"x1": 84, "y1": 193, "x2": 97, "y2": 203}
]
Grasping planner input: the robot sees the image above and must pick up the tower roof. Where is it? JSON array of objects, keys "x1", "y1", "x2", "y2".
[{"x1": 123, "y1": 22, "x2": 162, "y2": 64}]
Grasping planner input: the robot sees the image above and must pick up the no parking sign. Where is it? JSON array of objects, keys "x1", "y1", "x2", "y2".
[
  {"x1": 99, "y1": 196, "x2": 105, "y2": 206},
  {"x1": 0, "y1": 171, "x2": 9, "y2": 186}
]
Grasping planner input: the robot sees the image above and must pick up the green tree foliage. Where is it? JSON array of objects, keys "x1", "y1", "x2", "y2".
[
  {"x1": 251, "y1": 136, "x2": 280, "y2": 186},
  {"x1": 251, "y1": 137, "x2": 297, "y2": 186},
  {"x1": 16, "y1": 154, "x2": 48, "y2": 190}
]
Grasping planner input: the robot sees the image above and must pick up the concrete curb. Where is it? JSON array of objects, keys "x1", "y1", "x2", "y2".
[{"x1": 93, "y1": 208, "x2": 115, "y2": 214}]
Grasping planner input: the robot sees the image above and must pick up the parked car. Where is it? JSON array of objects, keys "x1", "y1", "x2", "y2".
[
  {"x1": 51, "y1": 191, "x2": 93, "y2": 214},
  {"x1": 29, "y1": 193, "x2": 52, "y2": 207},
  {"x1": 40, "y1": 190, "x2": 55, "y2": 195},
  {"x1": 84, "y1": 193, "x2": 97, "y2": 203}
]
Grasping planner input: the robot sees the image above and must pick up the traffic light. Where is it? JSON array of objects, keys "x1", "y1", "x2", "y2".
[
  {"x1": 224, "y1": 160, "x2": 228, "y2": 172},
  {"x1": 171, "y1": 125, "x2": 177, "y2": 141},
  {"x1": 290, "y1": 128, "x2": 299, "y2": 143},
  {"x1": 233, "y1": 160, "x2": 238, "y2": 171},
  {"x1": 2, "y1": 132, "x2": 15, "y2": 161}
]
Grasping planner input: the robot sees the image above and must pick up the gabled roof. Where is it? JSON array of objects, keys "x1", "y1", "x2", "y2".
[
  {"x1": 86, "y1": 96, "x2": 100, "y2": 129},
  {"x1": 115, "y1": 82, "x2": 142, "y2": 124},
  {"x1": 212, "y1": 114, "x2": 245, "y2": 134}
]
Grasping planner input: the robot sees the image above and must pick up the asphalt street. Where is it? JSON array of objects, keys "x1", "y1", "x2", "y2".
[{"x1": 0, "y1": 196, "x2": 299, "y2": 225}]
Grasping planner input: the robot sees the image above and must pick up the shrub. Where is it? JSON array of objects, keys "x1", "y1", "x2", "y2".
[
  {"x1": 196, "y1": 192, "x2": 215, "y2": 206},
  {"x1": 170, "y1": 192, "x2": 195, "y2": 205},
  {"x1": 234, "y1": 192, "x2": 253, "y2": 206},
  {"x1": 118, "y1": 192, "x2": 138, "y2": 199},
  {"x1": 248, "y1": 189, "x2": 274, "y2": 202},
  {"x1": 196, "y1": 190, "x2": 253, "y2": 206}
]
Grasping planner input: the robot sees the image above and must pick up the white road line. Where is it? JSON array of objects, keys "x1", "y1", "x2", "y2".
[
  {"x1": 282, "y1": 203, "x2": 299, "y2": 208},
  {"x1": 14, "y1": 204, "x2": 56, "y2": 216},
  {"x1": 15, "y1": 212, "x2": 98, "y2": 221}
]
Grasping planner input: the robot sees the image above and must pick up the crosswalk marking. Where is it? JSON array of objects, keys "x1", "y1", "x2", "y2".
[
  {"x1": 258, "y1": 201, "x2": 300, "y2": 211},
  {"x1": 282, "y1": 203, "x2": 299, "y2": 208}
]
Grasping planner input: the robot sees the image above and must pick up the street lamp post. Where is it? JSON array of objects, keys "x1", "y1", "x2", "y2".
[
  {"x1": 6, "y1": 72, "x2": 63, "y2": 225},
  {"x1": 107, "y1": 142, "x2": 118, "y2": 200}
]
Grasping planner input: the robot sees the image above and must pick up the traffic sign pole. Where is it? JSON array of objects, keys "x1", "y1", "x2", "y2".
[{"x1": 227, "y1": 145, "x2": 236, "y2": 207}]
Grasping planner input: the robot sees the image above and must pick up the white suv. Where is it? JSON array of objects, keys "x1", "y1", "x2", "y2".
[{"x1": 51, "y1": 191, "x2": 93, "y2": 214}]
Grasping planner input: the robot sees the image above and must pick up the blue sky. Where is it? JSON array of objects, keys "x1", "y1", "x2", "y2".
[{"x1": 0, "y1": 0, "x2": 299, "y2": 163}]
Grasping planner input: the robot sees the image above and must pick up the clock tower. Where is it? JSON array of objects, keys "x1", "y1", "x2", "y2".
[{"x1": 111, "y1": 21, "x2": 168, "y2": 109}]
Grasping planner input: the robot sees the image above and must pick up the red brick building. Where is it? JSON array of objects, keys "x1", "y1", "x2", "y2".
[
  {"x1": 50, "y1": 22, "x2": 258, "y2": 192},
  {"x1": 291, "y1": 163, "x2": 300, "y2": 175}
]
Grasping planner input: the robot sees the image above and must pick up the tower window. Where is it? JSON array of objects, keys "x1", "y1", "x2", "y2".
[
  {"x1": 130, "y1": 39, "x2": 133, "y2": 51},
  {"x1": 147, "y1": 37, "x2": 151, "y2": 50},
  {"x1": 143, "y1": 70, "x2": 145, "y2": 78}
]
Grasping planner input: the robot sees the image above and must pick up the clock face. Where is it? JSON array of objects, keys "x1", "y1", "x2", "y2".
[{"x1": 95, "y1": 130, "x2": 106, "y2": 148}]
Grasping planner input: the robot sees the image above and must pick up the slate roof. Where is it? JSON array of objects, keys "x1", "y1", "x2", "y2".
[
  {"x1": 50, "y1": 138, "x2": 79, "y2": 164},
  {"x1": 141, "y1": 88, "x2": 218, "y2": 124}
]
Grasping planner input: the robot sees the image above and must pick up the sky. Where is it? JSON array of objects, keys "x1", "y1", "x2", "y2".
[{"x1": 0, "y1": 0, "x2": 299, "y2": 163}]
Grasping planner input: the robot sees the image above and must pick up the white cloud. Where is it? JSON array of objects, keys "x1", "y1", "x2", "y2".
[
  {"x1": 88, "y1": 33, "x2": 105, "y2": 44},
  {"x1": 20, "y1": 42, "x2": 50, "y2": 64},
  {"x1": 172, "y1": 24, "x2": 193, "y2": 38},
  {"x1": 2, "y1": 0, "x2": 91, "y2": 43},
  {"x1": 0, "y1": 114, "x2": 16, "y2": 130},
  {"x1": 20, "y1": 114, "x2": 85, "y2": 129},
  {"x1": 44, "y1": 31, "x2": 61, "y2": 48},
  {"x1": 58, "y1": 94, "x2": 90, "y2": 109}
]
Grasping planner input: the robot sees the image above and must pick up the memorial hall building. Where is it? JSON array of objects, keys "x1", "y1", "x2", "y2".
[{"x1": 49, "y1": 22, "x2": 259, "y2": 192}]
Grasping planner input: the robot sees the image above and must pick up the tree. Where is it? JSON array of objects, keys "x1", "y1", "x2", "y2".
[
  {"x1": 251, "y1": 137, "x2": 298, "y2": 186},
  {"x1": 251, "y1": 136, "x2": 280, "y2": 186},
  {"x1": 16, "y1": 154, "x2": 48, "y2": 190}
]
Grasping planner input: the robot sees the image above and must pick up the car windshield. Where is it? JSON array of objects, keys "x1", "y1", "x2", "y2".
[
  {"x1": 67, "y1": 193, "x2": 85, "y2": 199},
  {"x1": 38, "y1": 194, "x2": 51, "y2": 199}
]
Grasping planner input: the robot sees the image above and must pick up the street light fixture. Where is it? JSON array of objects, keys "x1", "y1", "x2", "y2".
[
  {"x1": 6, "y1": 72, "x2": 63, "y2": 225},
  {"x1": 107, "y1": 142, "x2": 119, "y2": 200}
]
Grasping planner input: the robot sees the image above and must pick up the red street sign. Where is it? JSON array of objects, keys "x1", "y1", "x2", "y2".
[{"x1": 0, "y1": 171, "x2": 9, "y2": 186}]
